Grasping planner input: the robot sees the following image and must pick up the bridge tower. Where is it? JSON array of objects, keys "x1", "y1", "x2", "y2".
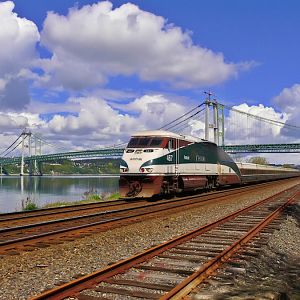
[
  {"x1": 204, "y1": 92, "x2": 224, "y2": 146},
  {"x1": 20, "y1": 129, "x2": 33, "y2": 176},
  {"x1": 32, "y1": 135, "x2": 42, "y2": 176}
]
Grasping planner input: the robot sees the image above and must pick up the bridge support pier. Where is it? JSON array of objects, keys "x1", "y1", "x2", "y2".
[{"x1": 38, "y1": 162, "x2": 43, "y2": 176}]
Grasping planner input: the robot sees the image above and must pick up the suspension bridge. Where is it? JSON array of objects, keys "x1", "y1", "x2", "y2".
[{"x1": 1, "y1": 96, "x2": 299, "y2": 175}]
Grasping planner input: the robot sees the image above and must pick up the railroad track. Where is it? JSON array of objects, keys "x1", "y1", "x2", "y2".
[
  {"x1": 0, "y1": 179, "x2": 298, "y2": 256},
  {"x1": 0, "y1": 198, "x2": 141, "y2": 225},
  {"x1": 30, "y1": 183, "x2": 300, "y2": 300},
  {"x1": 0, "y1": 179, "x2": 292, "y2": 227},
  {"x1": 0, "y1": 180, "x2": 296, "y2": 256}
]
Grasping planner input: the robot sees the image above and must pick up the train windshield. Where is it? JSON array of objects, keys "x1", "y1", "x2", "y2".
[{"x1": 127, "y1": 137, "x2": 163, "y2": 148}]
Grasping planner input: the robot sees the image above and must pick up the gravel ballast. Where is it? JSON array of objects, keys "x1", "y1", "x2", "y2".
[{"x1": 0, "y1": 179, "x2": 299, "y2": 300}]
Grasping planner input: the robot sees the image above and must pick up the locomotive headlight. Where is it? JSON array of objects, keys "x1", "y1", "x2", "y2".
[{"x1": 139, "y1": 167, "x2": 153, "y2": 173}]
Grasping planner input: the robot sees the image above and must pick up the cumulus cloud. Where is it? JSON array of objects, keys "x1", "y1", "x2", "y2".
[
  {"x1": 0, "y1": 111, "x2": 44, "y2": 133},
  {"x1": 40, "y1": 1, "x2": 251, "y2": 90},
  {"x1": 0, "y1": 1, "x2": 39, "y2": 78},
  {"x1": 46, "y1": 94, "x2": 187, "y2": 147},
  {"x1": 272, "y1": 84, "x2": 300, "y2": 138},
  {"x1": 0, "y1": 1, "x2": 39, "y2": 110},
  {"x1": 0, "y1": 78, "x2": 31, "y2": 111},
  {"x1": 225, "y1": 103, "x2": 288, "y2": 144}
]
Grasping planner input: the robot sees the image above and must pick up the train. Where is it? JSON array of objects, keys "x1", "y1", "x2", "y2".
[{"x1": 119, "y1": 130, "x2": 299, "y2": 198}]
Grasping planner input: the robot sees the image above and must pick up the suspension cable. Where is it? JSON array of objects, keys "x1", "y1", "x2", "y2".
[
  {"x1": 164, "y1": 107, "x2": 206, "y2": 131},
  {"x1": 173, "y1": 109, "x2": 206, "y2": 134},
  {"x1": 159, "y1": 103, "x2": 204, "y2": 130},
  {"x1": 0, "y1": 132, "x2": 23, "y2": 156},
  {"x1": 224, "y1": 104, "x2": 300, "y2": 129},
  {"x1": 2, "y1": 136, "x2": 27, "y2": 157}
]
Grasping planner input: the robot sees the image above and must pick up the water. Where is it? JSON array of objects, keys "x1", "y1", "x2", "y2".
[{"x1": 0, "y1": 175, "x2": 119, "y2": 213}]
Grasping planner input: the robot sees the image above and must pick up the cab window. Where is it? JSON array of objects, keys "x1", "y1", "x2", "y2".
[
  {"x1": 139, "y1": 138, "x2": 151, "y2": 146},
  {"x1": 149, "y1": 138, "x2": 163, "y2": 147},
  {"x1": 127, "y1": 138, "x2": 139, "y2": 147},
  {"x1": 127, "y1": 137, "x2": 163, "y2": 148}
]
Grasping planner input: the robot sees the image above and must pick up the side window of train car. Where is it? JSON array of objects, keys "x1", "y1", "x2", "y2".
[{"x1": 179, "y1": 140, "x2": 191, "y2": 147}]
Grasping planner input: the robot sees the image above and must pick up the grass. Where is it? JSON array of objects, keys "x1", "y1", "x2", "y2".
[
  {"x1": 22, "y1": 198, "x2": 39, "y2": 211},
  {"x1": 43, "y1": 199, "x2": 98, "y2": 208},
  {"x1": 42, "y1": 192, "x2": 119, "y2": 209},
  {"x1": 106, "y1": 192, "x2": 120, "y2": 200}
]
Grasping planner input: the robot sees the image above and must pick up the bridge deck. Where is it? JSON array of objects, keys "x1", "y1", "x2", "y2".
[{"x1": 0, "y1": 144, "x2": 299, "y2": 166}]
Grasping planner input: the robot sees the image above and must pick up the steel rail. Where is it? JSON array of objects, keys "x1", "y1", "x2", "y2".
[
  {"x1": 0, "y1": 178, "x2": 293, "y2": 224},
  {"x1": 161, "y1": 191, "x2": 299, "y2": 299},
  {"x1": 0, "y1": 180, "x2": 292, "y2": 253},
  {"x1": 0, "y1": 199, "x2": 140, "y2": 223},
  {"x1": 0, "y1": 183, "x2": 272, "y2": 253},
  {"x1": 29, "y1": 184, "x2": 300, "y2": 300}
]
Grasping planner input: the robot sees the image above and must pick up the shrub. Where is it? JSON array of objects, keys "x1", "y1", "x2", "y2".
[{"x1": 22, "y1": 198, "x2": 38, "y2": 211}]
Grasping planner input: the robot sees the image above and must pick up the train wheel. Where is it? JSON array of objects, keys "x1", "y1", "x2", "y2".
[{"x1": 127, "y1": 181, "x2": 142, "y2": 197}]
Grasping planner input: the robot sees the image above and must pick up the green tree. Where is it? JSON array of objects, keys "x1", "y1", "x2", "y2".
[
  {"x1": 282, "y1": 164, "x2": 294, "y2": 168},
  {"x1": 246, "y1": 156, "x2": 269, "y2": 165}
]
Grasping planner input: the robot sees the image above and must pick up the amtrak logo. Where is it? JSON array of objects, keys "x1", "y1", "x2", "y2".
[{"x1": 167, "y1": 155, "x2": 173, "y2": 162}]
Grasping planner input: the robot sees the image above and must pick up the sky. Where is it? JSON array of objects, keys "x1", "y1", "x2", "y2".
[{"x1": 0, "y1": 0, "x2": 299, "y2": 163}]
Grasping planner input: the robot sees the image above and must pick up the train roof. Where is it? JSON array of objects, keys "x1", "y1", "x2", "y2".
[{"x1": 132, "y1": 130, "x2": 208, "y2": 143}]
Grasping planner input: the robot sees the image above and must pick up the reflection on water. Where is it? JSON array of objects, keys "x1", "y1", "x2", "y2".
[{"x1": 0, "y1": 175, "x2": 119, "y2": 213}]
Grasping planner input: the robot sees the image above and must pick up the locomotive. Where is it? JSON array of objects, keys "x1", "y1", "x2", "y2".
[{"x1": 119, "y1": 130, "x2": 299, "y2": 198}]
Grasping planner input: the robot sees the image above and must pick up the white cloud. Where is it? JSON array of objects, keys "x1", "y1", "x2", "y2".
[
  {"x1": 273, "y1": 83, "x2": 300, "y2": 115},
  {"x1": 0, "y1": 111, "x2": 45, "y2": 137},
  {"x1": 225, "y1": 103, "x2": 289, "y2": 144},
  {"x1": 40, "y1": 1, "x2": 251, "y2": 90},
  {"x1": 0, "y1": 1, "x2": 39, "y2": 78},
  {"x1": 48, "y1": 97, "x2": 121, "y2": 136},
  {"x1": 46, "y1": 94, "x2": 187, "y2": 146},
  {"x1": 0, "y1": 78, "x2": 31, "y2": 111},
  {"x1": 189, "y1": 119, "x2": 205, "y2": 137},
  {"x1": 272, "y1": 84, "x2": 300, "y2": 138},
  {"x1": 0, "y1": 113, "x2": 28, "y2": 131},
  {"x1": 0, "y1": 1, "x2": 40, "y2": 110}
]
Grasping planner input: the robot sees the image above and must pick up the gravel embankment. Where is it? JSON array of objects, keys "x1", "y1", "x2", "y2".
[{"x1": 0, "y1": 178, "x2": 299, "y2": 300}]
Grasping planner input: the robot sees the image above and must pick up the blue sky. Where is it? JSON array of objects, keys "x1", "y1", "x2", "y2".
[
  {"x1": 11, "y1": 0, "x2": 300, "y2": 103},
  {"x1": 0, "y1": 0, "x2": 299, "y2": 162}
]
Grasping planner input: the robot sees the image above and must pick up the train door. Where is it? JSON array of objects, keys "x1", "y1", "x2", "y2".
[
  {"x1": 167, "y1": 138, "x2": 179, "y2": 175},
  {"x1": 175, "y1": 138, "x2": 179, "y2": 176}
]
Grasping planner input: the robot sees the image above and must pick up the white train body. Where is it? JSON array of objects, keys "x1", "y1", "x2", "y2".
[{"x1": 119, "y1": 130, "x2": 299, "y2": 198}]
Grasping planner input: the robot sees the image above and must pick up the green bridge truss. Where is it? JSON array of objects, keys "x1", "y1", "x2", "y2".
[
  {"x1": 221, "y1": 143, "x2": 300, "y2": 153},
  {"x1": 0, "y1": 143, "x2": 299, "y2": 166},
  {"x1": 0, "y1": 148, "x2": 125, "y2": 166}
]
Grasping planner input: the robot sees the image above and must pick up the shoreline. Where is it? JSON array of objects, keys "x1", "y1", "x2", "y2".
[{"x1": 0, "y1": 174, "x2": 120, "y2": 177}]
